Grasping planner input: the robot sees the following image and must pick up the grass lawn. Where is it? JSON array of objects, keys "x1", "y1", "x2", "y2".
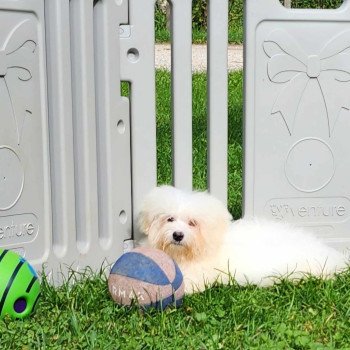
[
  {"x1": 2, "y1": 70, "x2": 350, "y2": 349},
  {"x1": 155, "y1": 21, "x2": 243, "y2": 44},
  {"x1": 154, "y1": 5, "x2": 243, "y2": 44},
  {"x1": 155, "y1": 70, "x2": 243, "y2": 219}
]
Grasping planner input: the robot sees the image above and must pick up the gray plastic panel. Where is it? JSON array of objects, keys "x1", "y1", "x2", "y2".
[
  {"x1": 0, "y1": 1, "x2": 51, "y2": 264},
  {"x1": 45, "y1": 0, "x2": 133, "y2": 280},
  {"x1": 119, "y1": 0, "x2": 156, "y2": 241},
  {"x1": 0, "y1": 0, "x2": 134, "y2": 281},
  {"x1": 244, "y1": 0, "x2": 350, "y2": 250},
  {"x1": 93, "y1": 0, "x2": 133, "y2": 256}
]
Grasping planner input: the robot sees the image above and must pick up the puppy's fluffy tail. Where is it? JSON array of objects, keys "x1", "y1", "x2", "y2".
[{"x1": 229, "y1": 219, "x2": 349, "y2": 284}]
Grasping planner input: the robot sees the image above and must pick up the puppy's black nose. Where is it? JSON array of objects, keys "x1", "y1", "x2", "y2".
[{"x1": 173, "y1": 231, "x2": 184, "y2": 242}]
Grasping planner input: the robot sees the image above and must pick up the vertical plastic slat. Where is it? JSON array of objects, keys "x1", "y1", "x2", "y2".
[
  {"x1": 70, "y1": 0, "x2": 99, "y2": 254},
  {"x1": 207, "y1": 0, "x2": 228, "y2": 205},
  {"x1": 120, "y1": 0, "x2": 157, "y2": 239},
  {"x1": 171, "y1": 0, "x2": 192, "y2": 191},
  {"x1": 45, "y1": 0, "x2": 77, "y2": 259},
  {"x1": 94, "y1": 0, "x2": 132, "y2": 252}
]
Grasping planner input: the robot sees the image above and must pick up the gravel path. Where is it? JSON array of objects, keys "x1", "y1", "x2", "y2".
[{"x1": 155, "y1": 44, "x2": 243, "y2": 72}]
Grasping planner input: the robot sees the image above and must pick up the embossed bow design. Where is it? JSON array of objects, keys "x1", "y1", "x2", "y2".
[
  {"x1": 0, "y1": 19, "x2": 36, "y2": 145},
  {"x1": 264, "y1": 29, "x2": 350, "y2": 136}
]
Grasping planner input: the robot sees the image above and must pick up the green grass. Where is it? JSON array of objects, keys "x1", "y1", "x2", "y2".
[
  {"x1": 2, "y1": 270, "x2": 350, "y2": 349},
  {"x1": 155, "y1": 70, "x2": 243, "y2": 219},
  {"x1": 2, "y1": 70, "x2": 350, "y2": 349},
  {"x1": 154, "y1": 5, "x2": 243, "y2": 44},
  {"x1": 154, "y1": 0, "x2": 344, "y2": 44},
  {"x1": 155, "y1": 21, "x2": 243, "y2": 44}
]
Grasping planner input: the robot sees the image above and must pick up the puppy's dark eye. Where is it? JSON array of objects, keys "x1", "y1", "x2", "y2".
[
  {"x1": 188, "y1": 220, "x2": 197, "y2": 227},
  {"x1": 167, "y1": 217, "x2": 175, "y2": 222}
]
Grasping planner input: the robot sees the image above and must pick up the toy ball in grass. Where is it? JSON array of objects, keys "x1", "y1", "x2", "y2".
[
  {"x1": 0, "y1": 249, "x2": 40, "y2": 319},
  {"x1": 108, "y1": 247, "x2": 184, "y2": 309}
]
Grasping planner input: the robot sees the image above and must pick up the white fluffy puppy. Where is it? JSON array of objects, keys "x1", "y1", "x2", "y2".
[{"x1": 138, "y1": 186, "x2": 347, "y2": 294}]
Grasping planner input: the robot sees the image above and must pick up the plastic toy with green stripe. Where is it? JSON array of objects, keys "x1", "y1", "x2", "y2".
[{"x1": 0, "y1": 249, "x2": 40, "y2": 319}]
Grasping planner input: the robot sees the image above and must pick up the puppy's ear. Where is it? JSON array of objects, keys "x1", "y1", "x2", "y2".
[
  {"x1": 137, "y1": 211, "x2": 154, "y2": 235},
  {"x1": 138, "y1": 185, "x2": 175, "y2": 234}
]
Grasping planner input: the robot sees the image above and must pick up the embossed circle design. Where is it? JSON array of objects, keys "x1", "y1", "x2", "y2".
[
  {"x1": 285, "y1": 138, "x2": 334, "y2": 193},
  {"x1": 0, "y1": 147, "x2": 24, "y2": 210}
]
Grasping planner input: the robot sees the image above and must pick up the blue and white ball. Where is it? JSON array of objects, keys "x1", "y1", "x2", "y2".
[{"x1": 108, "y1": 247, "x2": 184, "y2": 309}]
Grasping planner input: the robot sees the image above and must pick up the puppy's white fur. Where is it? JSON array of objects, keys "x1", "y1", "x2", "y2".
[{"x1": 138, "y1": 186, "x2": 347, "y2": 294}]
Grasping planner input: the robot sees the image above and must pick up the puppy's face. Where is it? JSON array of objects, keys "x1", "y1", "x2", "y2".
[
  {"x1": 138, "y1": 186, "x2": 232, "y2": 264},
  {"x1": 145, "y1": 213, "x2": 206, "y2": 263}
]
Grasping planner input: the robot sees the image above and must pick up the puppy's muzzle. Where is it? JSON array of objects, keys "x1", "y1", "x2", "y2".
[{"x1": 172, "y1": 231, "x2": 184, "y2": 242}]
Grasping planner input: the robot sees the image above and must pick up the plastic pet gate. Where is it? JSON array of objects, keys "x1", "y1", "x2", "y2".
[{"x1": 0, "y1": 0, "x2": 349, "y2": 281}]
